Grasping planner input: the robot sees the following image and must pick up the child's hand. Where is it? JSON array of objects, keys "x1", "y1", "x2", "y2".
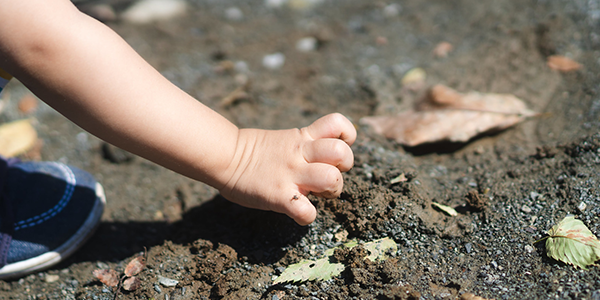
[{"x1": 218, "y1": 113, "x2": 356, "y2": 225}]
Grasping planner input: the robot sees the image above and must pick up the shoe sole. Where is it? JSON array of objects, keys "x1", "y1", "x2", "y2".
[{"x1": 0, "y1": 182, "x2": 106, "y2": 280}]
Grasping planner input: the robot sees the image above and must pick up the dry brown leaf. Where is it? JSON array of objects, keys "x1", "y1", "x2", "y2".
[
  {"x1": 93, "y1": 269, "x2": 120, "y2": 287},
  {"x1": 433, "y1": 41, "x2": 453, "y2": 58},
  {"x1": 360, "y1": 85, "x2": 536, "y2": 146},
  {"x1": 124, "y1": 256, "x2": 145, "y2": 277},
  {"x1": 122, "y1": 276, "x2": 141, "y2": 291},
  {"x1": 0, "y1": 119, "x2": 38, "y2": 157},
  {"x1": 547, "y1": 55, "x2": 582, "y2": 72}
]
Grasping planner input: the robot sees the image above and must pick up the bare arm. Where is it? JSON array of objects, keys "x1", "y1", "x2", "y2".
[
  {"x1": 0, "y1": 0, "x2": 356, "y2": 225},
  {"x1": 0, "y1": 0, "x2": 238, "y2": 188}
]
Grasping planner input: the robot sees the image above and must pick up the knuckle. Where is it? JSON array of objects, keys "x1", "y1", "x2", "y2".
[
  {"x1": 330, "y1": 141, "x2": 347, "y2": 159},
  {"x1": 331, "y1": 141, "x2": 353, "y2": 170},
  {"x1": 328, "y1": 113, "x2": 346, "y2": 130}
]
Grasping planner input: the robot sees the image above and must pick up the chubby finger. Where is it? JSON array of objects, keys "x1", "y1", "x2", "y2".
[
  {"x1": 271, "y1": 192, "x2": 317, "y2": 226},
  {"x1": 303, "y1": 138, "x2": 354, "y2": 172},
  {"x1": 298, "y1": 163, "x2": 344, "y2": 198},
  {"x1": 304, "y1": 113, "x2": 357, "y2": 146}
]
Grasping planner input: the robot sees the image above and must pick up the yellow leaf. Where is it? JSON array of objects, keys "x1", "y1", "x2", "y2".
[
  {"x1": 0, "y1": 119, "x2": 37, "y2": 157},
  {"x1": 432, "y1": 202, "x2": 458, "y2": 216},
  {"x1": 401, "y1": 68, "x2": 426, "y2": 86},
  {"x1": 545, "y1": 216, "x2": 600, "y2": 269}
]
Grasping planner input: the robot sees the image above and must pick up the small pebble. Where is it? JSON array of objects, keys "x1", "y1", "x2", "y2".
[
  {"x1": 96, "y1": 262, "x2": 109, "y2": 269},
  {"x1": 225, "y1": 7, "x2": 244, "y2": 21},
  {"x1": 521, "y1": 205, "x2": 532, "y2": 214},
  {"x1": 262, "y1": 53, "x2": 285, "y2": 70},
  {"x1": 382, "y1": 3, "x2": 401, "y2": 18},
  {"x1": 465, "y1": 243, "x2": 472, "y2": 254},
  {"x1": 76, "y1": 132, "x2": 88, "y2": 144},
  {"x1": 265, "y1": 0, "x2": 287, "y2": 8},
  {"x1": 524, "y1": 245, "x2": 535, "y2": 254},
  {"x1": 121, "y1": 0, "x2": 187, "y2": 24},
  {"x1": 154, "y1": 284, "x2": 162, "y2": 293},
  {"x1": 102, "y1": 143, "x2": 135, "y2": 164},
  {"x1": 288, "y1": 0, "x2": 322, "y2": 10},
  {"x1": 234, "y1": 61, "x2": 249, "y2": 73},
  {"x1": 17, "y1": 94, "x2": 38, "y2": 114},
  {"x1": 577, "y1": 201, "x2": 587, "y2": 212},
  {"x1": 530, "y1": 191, "x2": 540, "y2": 200},
  {"x1": 334, "y1": 230, "x2": 348, "y2": 242},
  {"x1": 296, "y1": 37, "x2": 318, "y2": 52},
  {"x1": 433, "y1": 42, "x2": 453, "y2": 58},
  {"x1": 158, "y1": 275, "x2": 179, "y2": 287},
  {"x1": 44, "y1": 274, "x2": 60, "y2": 283}
]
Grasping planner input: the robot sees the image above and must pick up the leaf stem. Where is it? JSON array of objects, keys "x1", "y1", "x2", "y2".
[{"x1": 533, "y1": 236, "x2": 549, "y2": 244}]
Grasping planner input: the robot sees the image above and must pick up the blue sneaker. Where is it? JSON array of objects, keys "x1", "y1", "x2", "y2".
[{"x1": 0, "y1": 157, "x2": 105, "y2": 279}]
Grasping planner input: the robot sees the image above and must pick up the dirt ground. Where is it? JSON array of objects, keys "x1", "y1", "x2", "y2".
[{"x1": 1, "y1": 0, "x2": 600, "y2": 299}]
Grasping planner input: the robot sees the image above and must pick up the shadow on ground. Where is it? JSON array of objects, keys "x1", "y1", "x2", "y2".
[{"x1": 63, "y1": 195, "x2": 307, "y2": 268}]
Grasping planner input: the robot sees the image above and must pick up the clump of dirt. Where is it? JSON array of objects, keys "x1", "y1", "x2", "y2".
[{"x1": 465, "y1": 190, "x2": 488, "y2": 211}]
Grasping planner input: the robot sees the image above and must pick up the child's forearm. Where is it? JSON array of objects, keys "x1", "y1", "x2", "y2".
[
  {"x1": 1, "y1": 0, "x2": 357, "y2": 225},
  {"x1": 0, "y1": 0, "x2": 238, "y2": 189}
]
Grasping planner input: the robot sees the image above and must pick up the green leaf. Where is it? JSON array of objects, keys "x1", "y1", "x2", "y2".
[
  {"x1": 363, "y1": 237, "x2": 398, "y2": 261},
  {"x1": 272, "y1": 256, "x2": 345, "y2": 284},
  {"x1": 545, "y1": 216, "x2": 600, "y2": 270},
  {"x1": 273, "y1": 237, "x2": 398, "y2": 284}
]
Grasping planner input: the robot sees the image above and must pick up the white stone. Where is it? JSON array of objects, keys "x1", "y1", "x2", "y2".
[
  {"x1": 157, "y1": 275, "x2": 178, "y2": 287},
  {"x1": 234, "y1": 61, "x2": 249, "y2": 73},
  {"x1": 121, "y1": 0, "x2": 187, "y2": 24},
  {"x1": 76, "y1": 132, "x2": 88, "y2": 144},
  {"x1": 262, "y1": 53, "x2": 285, "y2": 70},
  {"x1": 288, "y1": 0, "x2": 323, "y2": 10},
  {"x1": 265, "y1": 0, "x2": 288, "y2": 8},
  {"x1": 521, "y1": 205, "x2": 532, "y2": 213},
  {"x1": 530, "y1": 191, "x2": 540, "y2": 200},
  {"x1": 225, "y1": 7, "x2": 244, "y2": 21},
  {"x1": 524, "y1": 245, "x2": 535, "y2": 254},
  {"x1": 383, "y1": 4, "x2": 401, "y2": 18},
  {"x1": 577, "y1": 201, "x2": 587, "y2": 211},
  {"x1": 45, "y1": 274, "x2": 60, "y2": 283},
  {"x1": 295, "y1": 37, "x2": 317, "y2": 52}
]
